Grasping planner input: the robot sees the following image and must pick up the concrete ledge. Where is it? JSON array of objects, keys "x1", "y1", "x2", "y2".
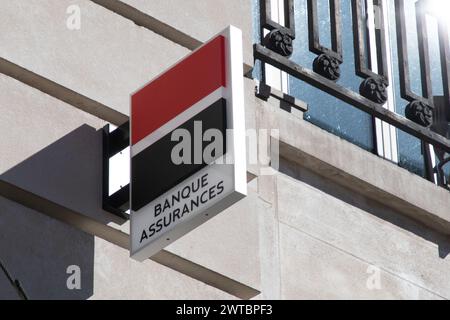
[
  {"x1": 103, "y1": 0, "x2": 255, "y2": 68},
  {"x1": 279, "y1": 139, "x2": 450, "y2": 235},
  {"x1": 0, "y1": 58, "x2": 128, "y2": 126},
  {"x1": 91, "y1": 0, "x2": 253, "y2": 74},
  {"x1": 258, "y1": 99, "x2": 450, "y2": 236},
  {"x1": 90, "y1": 0, "x2": 202, "y2": 50},
  {"x1": 0, "y1": 0, "x2": 190, "y2": 115}
]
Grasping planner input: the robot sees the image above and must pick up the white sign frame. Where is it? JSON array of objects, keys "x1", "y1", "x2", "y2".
[{"x1": 130, "y1": 26, "x2": 247, "y2": 261}]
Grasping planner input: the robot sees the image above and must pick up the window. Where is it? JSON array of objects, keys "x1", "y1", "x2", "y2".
[{"x1": 253, "y1": 0, "x2": 450, "y2": 187}]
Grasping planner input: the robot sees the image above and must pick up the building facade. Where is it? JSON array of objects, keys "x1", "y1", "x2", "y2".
[{"x1": 0, "y1": 0, "x2": 449, "y2": 299}]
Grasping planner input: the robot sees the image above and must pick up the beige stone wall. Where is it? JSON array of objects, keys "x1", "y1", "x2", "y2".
[{"x1": 0, "y1": 0, "x2": 449, "y2": 300}]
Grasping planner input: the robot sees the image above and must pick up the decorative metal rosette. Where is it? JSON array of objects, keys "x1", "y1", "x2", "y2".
[
  {"x1": 313, "y1": 54, "x2": 341, "y2": 81},
  {"x1": 263, "y1": 28, "x2": 294, "y2": 57},
  {"x1": 359, "y1": 76, "x2": 389, "y2": 104},
  {"x1": 405, "y1": 100, "x2": 433, "y2": 127}
]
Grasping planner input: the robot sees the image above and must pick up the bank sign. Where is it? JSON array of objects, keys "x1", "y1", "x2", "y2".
[{"x1": 130, "y1": 26, "x2": 247, "y2": 261}]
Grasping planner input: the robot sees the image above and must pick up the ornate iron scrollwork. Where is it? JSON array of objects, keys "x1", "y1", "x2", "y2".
[
  {"x1": 308, "y1": 0, "x2": 343, "y2": 80},
  {"x1": 396, "y1": 0, "x2": 435, "y2": 119},
  {"x1": 255, "y1": 0, "x2": 450, "y2": 182},
  {"x1": 313, "y1": 54, "x2": 341, "y2": 81},
  {"x1": 359, "y1": 76, "x2": 389, "y2": 104},
  {"x1": 263, "y1": 28, "x2": 294, "y2": 57},
  {"x1": 260, "y1": 0, "x2": 295, "y2": 56},
  {"x1": 405, "y1": 100, "x2": 433, "y2": 127},
  {"x1": 352, "y1": 1, "x2": 389, "y2": 104},
  {"x1": 395, "y1": 0, "x2": 450, "y2": 130},
  {"x1": 395, "y1": 0, "x2": 450, "y2": 183}
]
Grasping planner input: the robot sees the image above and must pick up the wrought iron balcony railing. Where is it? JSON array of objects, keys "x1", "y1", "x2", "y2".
[{"x1": 254, "y1": 0, "x2": 450, "y2": 188}]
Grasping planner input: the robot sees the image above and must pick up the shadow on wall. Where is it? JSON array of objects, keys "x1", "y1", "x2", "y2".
[{"x1": 0, "y1": 124, "x2": 127, "y2": 299}]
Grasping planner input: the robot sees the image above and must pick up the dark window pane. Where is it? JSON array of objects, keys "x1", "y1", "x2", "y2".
[{"x1": 289, "y1": 0, "x2": 374, "y2": 152}]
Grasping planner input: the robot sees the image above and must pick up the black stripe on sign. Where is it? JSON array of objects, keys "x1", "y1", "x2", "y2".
[{"x1": 131, "y1": 98, "x2": 227, "y2": 212}]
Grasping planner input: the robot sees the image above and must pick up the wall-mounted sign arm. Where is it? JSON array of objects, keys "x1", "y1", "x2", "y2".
[{"x1": 102, "y1": 121, "x2": 130, "y2": 219}]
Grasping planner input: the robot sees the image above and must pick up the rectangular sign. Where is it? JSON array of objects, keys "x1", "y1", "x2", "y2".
[{"x1": 130, "y1": 26, "x2": 246, "y2": 261}]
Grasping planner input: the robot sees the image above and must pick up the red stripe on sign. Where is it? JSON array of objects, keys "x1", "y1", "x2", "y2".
[{"x1": 131, "y1": 36, "x2": 226, "y2": 146}]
